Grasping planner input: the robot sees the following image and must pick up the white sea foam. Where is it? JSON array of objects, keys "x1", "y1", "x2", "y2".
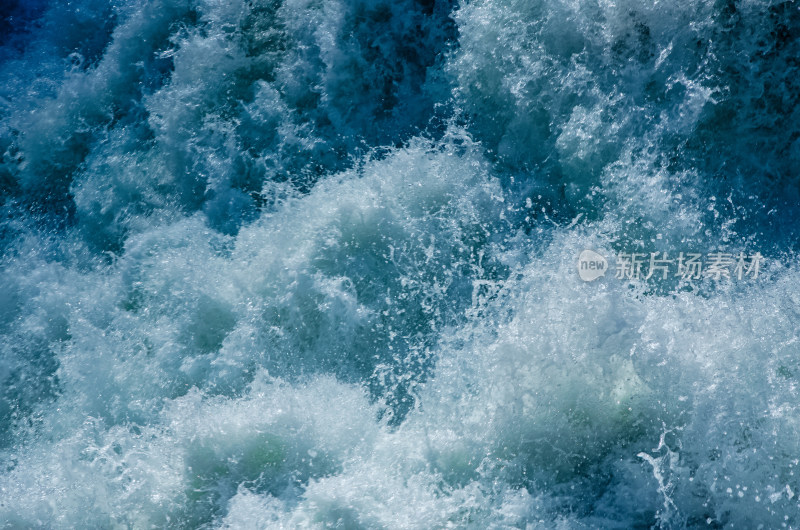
[{"x1": 1, "y1": 0, "x2": 800, "y2": 527}]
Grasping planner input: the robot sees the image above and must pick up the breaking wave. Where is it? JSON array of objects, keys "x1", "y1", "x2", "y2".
[{"x1": 2, "y1": 0, "x2": 800, "y2": 527}]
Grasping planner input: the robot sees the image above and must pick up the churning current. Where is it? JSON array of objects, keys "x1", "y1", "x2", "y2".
[{"x1": 1, "y1": 0, "x2": 800, "y2": 527}]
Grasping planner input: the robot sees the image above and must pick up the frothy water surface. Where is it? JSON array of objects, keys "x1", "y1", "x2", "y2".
[{"x1": 2, "y1": 0, "x2": 800, "y2": 527}]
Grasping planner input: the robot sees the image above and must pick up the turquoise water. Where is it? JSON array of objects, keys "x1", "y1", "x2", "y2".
[{"x1": 1, "y1": 0, "x2": 800, "y2": 527}]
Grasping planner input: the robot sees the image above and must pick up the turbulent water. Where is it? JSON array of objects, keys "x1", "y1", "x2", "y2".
[{"x1": 1, "y1": 0, "x2": 800, "y2": 527}]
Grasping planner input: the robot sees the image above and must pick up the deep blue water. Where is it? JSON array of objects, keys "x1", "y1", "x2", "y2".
[{"x1": 2, "y1": 0, "x2": 800, "y2": 527}]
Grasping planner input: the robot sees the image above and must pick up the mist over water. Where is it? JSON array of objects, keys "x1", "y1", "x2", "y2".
[{"x1": 2, "y1": 0, "x2": 800, "y2": 527}]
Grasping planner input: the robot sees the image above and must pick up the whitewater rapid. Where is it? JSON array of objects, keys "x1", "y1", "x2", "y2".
[{"x1": 1, "y1": 0, "x2": 800, "y2": 527}]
